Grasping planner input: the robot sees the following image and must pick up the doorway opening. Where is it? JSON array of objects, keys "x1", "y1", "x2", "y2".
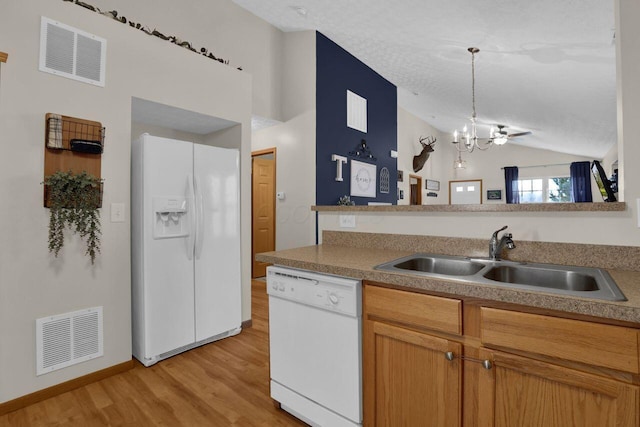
[
  {"x1": 409, "y1": 174, "x2": 423, "y2": 205},
  {"x1": 251, "y1": 148, "x2": 276, "y2": 278}
]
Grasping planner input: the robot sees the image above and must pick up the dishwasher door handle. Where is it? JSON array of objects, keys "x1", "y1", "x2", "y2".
[{"x1": 273, "y1": 271, "x2": 319, "y2": 285}]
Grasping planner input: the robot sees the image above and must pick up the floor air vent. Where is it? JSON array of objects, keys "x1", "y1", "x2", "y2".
[
  {"x1": 36, "y1": 307, "x2": 103, "y2": 376},
  {"x1": 39, "y1": 17, "x2": 107, "y2": 87}
]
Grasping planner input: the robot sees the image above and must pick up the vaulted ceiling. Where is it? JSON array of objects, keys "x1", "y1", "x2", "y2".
[{"x1": 234, "y1": 0, "x2": 617, "y2": 158}]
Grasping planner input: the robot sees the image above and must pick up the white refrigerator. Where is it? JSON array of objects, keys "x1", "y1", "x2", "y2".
[{"x1": 131, "y1": 133, "x2": 242, "y2": 367}]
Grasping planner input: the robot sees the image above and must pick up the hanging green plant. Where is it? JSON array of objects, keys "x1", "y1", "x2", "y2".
[{"x1": 43, "y1": 170, "x2": 103, "y2": 264}]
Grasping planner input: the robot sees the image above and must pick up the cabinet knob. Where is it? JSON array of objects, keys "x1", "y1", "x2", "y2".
[{"x1": 444, "y1": 351, "x2": 493, "y2": 370}]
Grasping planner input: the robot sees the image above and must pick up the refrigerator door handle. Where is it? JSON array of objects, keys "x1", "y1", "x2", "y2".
[
  {"x1": 186, "y1": 174, "x2": 196, "y2": 260},
  {"x1": 194, "y1": 175, "x2": 205, "y2": 259}
]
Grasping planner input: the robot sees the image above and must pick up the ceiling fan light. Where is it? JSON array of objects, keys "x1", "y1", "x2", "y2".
[{"x1": 493, "y1": 136, "x2": 508, "y2": 145}]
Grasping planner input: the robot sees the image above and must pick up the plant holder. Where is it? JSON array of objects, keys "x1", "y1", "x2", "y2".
[
  {"x1": 44, "y1": 181, "x2": 103, "y2": 209},
  {"x1": 43, "y1": 171, "x2": 103, "y2": 264}
]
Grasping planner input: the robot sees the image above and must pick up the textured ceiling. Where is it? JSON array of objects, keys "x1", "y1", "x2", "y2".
[{"x1": 233, "y1": 0, "x2": 616, "y2": 158}]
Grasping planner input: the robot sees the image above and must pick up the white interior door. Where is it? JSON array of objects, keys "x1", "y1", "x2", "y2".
[
  {"x1": 449, "y1": 179, "x2": 483, "y2": 204},
  {"x1": 142, "y1": 135, "x2": 196, "y2": 357},
  {"x1": 193, "y1": 144, "x2": 242, "y2": 341}
]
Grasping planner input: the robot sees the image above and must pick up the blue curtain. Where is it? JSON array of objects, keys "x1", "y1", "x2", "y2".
[
  {"x1": 570, "y1": 161, "x2": 593, "y2": 203},
  {"x1": 504, "y1": 166, "x2": 519, "y2": 204}
]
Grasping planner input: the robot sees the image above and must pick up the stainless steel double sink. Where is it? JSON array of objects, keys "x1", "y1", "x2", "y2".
[{"x1": 374, "y1": 254, "x2": 627, "y2": 301}]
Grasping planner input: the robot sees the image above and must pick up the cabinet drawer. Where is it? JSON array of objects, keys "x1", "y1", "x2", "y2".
[
  {"x1": 480, "y1": 307, "x2": 640, "y2": 374},
  {"x1": 364, "y1": 285, "x2": 462, "y2": 335}
]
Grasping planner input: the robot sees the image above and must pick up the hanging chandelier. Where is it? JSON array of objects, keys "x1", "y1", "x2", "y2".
[{"x1": 452, "y1": 47, "x2": 507, "y2": 153}]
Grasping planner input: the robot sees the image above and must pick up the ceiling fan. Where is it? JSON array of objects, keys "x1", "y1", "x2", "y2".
[{"x1": 489, "y1": 125, "x2": 532, "y2": 145}]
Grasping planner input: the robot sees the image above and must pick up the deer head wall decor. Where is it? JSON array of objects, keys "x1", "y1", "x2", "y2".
[{"x1": 412, "y1": 136, "x2": 436, "y2": 173}]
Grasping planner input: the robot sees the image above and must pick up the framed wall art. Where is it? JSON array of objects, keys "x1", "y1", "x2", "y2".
[
  {"x1": 487, "y1": 189, "x2": 502, "y2": 200},
  {"x1": 426, "y1": 179, "x2": 440, "y2": 191},
  {"x1": 350, "y1": 160, "x2": 377, "y2": 198}
]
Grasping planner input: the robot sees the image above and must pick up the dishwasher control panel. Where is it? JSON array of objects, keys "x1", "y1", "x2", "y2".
[{"x1": 267, "y1": 266, "x2": 361, "y2": 317}]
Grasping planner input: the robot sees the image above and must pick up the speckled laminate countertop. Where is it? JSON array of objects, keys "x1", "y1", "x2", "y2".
[
  {"x1": 312, "y1": 202, "x2": 626, "y2": 212},
  {"x1": 256, "y1": 243, "x2": 640, "y2": 325}
]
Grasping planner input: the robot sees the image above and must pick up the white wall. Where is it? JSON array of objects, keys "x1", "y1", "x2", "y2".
[
  {"x1": 0, "y1": 1, "x2": 251, "y2": 403},
  {"x1": 88, "y1": 0, "x2": 283, "y2": 121},
  {"x1": 602, "y1": 140, "x2": 619, "y2": 175},
  {"x1": 205, "y1": 124, "x2": 243, "y2": 150},
  {"x1": 397, "y1": 108, "x2": 451, "y2": 205},
  {"x1": 252, "y1": 31, "x2": 317, "y2": 250},
  {"x1": 616, "y1": 0, "x2": 640, "y2": 209},
  {"x1": 319, "y1": 0, "x2": 640, "y2": 248}
]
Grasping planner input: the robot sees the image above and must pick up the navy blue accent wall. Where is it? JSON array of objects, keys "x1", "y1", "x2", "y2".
[{"x1": 316, "y1": 32, "x2": 397, "y2": 205}]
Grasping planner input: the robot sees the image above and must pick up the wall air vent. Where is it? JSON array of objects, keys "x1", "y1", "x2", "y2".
[
  {"x1": 39, "y1": 17, "x2": 107, "y2": 87},
  {"x1": 36, "y1": 307, "x2": 103, "y2": 376}
]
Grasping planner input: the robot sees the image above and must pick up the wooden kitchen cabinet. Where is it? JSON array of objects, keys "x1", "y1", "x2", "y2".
[
  {"x1": 363, "y1": 284, "x2": 463, "y2": 427},
  {"x1": 476, "y1": 348, "x2": 639, "y2": 427},
  {"x1": 479, "y1": 307, "x2": 640, "y2": 374},
  {"x1": 365, "y1": 320, "x2": 461, "y2": 426},
  {"x1": 477, "y1": 307, "x2": 640, "y2": 427},
  {"x1": 363, "y1": 282, "x2": 640, "y2": 427}
]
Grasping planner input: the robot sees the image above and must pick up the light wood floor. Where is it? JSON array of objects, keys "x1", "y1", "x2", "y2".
[{"x1": 0, "y1": 280, "x2": 307, "y2": 426}]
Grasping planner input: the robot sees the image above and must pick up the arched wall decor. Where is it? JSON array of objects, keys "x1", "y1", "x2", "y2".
[{"x1": 380, "y1": 167, "x2": 390, "y2": 194}]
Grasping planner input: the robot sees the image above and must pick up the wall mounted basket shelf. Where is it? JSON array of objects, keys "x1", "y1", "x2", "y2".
[{"x1": 43, "y1": 113, "x2": 104, "y2": 207}]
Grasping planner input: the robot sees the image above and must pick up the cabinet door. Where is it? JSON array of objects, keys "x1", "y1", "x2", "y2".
[
  {"x1": 477, "y1": 348, "x2": 640, "y2": 427},
  {"x1": 364, "y1": 320, "x2": 461, "y2": 427}
]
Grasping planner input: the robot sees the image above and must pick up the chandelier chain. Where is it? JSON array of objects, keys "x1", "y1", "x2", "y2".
[{"x1": 471, "y1": 49, "x2": 476, "y2": 120}]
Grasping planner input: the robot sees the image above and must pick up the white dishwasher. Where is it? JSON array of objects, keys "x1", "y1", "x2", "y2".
[{"x1": 267, "y1": 266, "x2": 362, "y2": 427}]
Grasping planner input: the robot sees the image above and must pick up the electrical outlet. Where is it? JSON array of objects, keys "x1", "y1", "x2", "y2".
[
  {"x1": 339, "y1": 214, "x2": 356, "y2": 228},
  {"x1": 111, "y1": 203, "x2": 125, "y2": 223}
]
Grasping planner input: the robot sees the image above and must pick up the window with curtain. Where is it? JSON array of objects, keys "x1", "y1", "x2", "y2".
[
  {"x1": 570, "y1": 161, "x2": 593, "y2": 203},
  {"x1": 504, "y1": 166, "x2": 519, "y2": 204},
  {"x1": 503, "y1": 163, "x2": 591, "y2": 204},
  {"x1": 515, "y1": 177, "x2": 571, "y2": 203}
]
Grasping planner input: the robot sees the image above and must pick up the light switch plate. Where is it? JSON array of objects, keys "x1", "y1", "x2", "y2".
[
  {"x1": 637, "y1": 199, "x2": 640, "y2": 228},
  {"x1": 111, "y1": 203, "x2": 125, "y2": 223},
  {"x1": 339, "y1": 214, "x2": 356, "y2": 228}
]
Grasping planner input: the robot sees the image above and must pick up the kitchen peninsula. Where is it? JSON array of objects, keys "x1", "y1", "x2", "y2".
[{"x1": 257, "y1": 230, "x2": 640, "y2": 426}]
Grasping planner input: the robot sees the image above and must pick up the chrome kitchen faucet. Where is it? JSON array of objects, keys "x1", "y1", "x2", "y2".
[{"x1": 489, "y1": 226, "x2": 515, "y2": 260}]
